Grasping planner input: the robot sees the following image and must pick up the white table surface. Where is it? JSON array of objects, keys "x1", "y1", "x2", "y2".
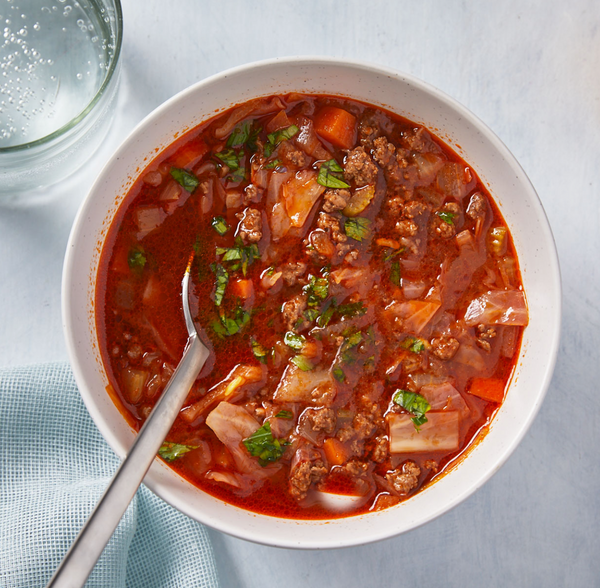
[{"x1": 1, "y1": 1, "x2": 599, "y2": 585}]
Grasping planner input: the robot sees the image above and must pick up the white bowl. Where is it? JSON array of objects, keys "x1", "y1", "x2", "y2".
[{"x1": 62, "y1": 57, "x2": 561, "y2": 548}]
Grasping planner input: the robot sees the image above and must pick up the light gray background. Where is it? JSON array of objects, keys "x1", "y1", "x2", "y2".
[{"x1": 1, "y1": 1, "x2": 598, "y2": 586}]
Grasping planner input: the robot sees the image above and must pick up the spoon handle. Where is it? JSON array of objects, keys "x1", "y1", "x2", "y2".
[{"x1": 46, "y1": 334, "x2": 210, "y2": 588}]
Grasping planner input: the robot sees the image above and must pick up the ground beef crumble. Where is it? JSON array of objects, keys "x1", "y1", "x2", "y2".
[
  {"x1": 236, "y1": 207, "x2": 262, "y2": 244},
  {"x1": 344, "y1": 146, "x2": 378, "y2": 185},
  {"x1": 386, "y1": 460, "x2": 421, "y2": 495}
]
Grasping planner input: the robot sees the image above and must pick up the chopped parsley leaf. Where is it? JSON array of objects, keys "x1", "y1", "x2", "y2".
[
  {"x1": 275, "y1": 410, "x2": 293, "y2": 420},
  {"x1": 317, "y1": 159, "x2": 350, "y2": 189},
  {"x1": 304, "y1": 274, "x2": 329, "y2": 307},
  {"x1": 264, "y1": 158, "x2": 282, "y2": 169},
  {"x1": 264, "y1": 124, "x2": 299, "y2": 157},
  {"x1": 243, "y1": 421, "x2": 289, "y2": 466},
  {"x1": 303, "y1": 308, "x2": 320, "y2": 323},
  {"x1": 437, "y1": 211, "x2": 455, "y2": 225},
  {"x1": 336, "y1": 301, "x2": 367, "y2": 318},
  {"x1": 344, "y1": 217, "x2": 371, "y2": 242},
  {"x1": 390, "y1": 260, "x2": 401, "y2": 286},
  {"x1": 170, "y1": 167, "x2": 200, "y2": 192},
  {"x1": 216, "y1": 238, "x2": 260, "y2": 276},
  {"x1": 211, "y1": 216, "x2": 229, "y2": 236},
  {"x1": 284, "y1": 331, "x2": 306, "y2": 351},
  {"x1": 332, "y1": 366, "x2": 346, "y2": 382},
  {"x1": 346, "y1": 331, "x2": 363, "y2": 349},
  {"x1": 317, "y1": 298, "x2": 337, "y2": 328},
  {"x1": 392, "y1": 390, "x2": 431, "y2": 431},
  {"x1": 211, "y1": 263, "x2": 229, "y2": 306},
  {"x1": 291, "y1": 355, "x2": 314, "y2": 371},
  {"x1": 226, "y1": 121, "x2": 261, "y2": 151},
  {"x1": 128, "y1": 247, "x2": 146, "y2": 272},
  {"x1": 401, "y1": 336, "x2": 426, "y2": 354},
  {"x1": 251, "y1": 338, "x2": 269, "y2": 364},
  {"x1": 383, "y1": 247, "x2": 405, "y2": 262},
  {"x1": 214, "y1": 147, "x2": 242, "y2": 170},
  {"x1": 158, "y1": 442, "x2": 198, "y2": 462},
  {"x1": 212, "y1": 305, "x2": 250, "y2": 338}
]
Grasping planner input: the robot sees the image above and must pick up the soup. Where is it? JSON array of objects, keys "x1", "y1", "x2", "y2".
[{"x1": 96, "y1": 93, "x2": 528, "y2": 519}]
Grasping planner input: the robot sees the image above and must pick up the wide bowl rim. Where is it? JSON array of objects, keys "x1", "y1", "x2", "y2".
[{"x1": 62, "y1": 55, "x2": 561, "y2": 549}]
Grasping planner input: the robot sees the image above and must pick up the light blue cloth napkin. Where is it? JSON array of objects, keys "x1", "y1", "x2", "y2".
[{"x1": 0, "y1": 362, "x2": 220, "y2": 588}]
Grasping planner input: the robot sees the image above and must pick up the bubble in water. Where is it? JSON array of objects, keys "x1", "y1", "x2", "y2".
[
  {"x1": 18, "y1": 27, "x2": 26, "y2": 36},
  {"x1": 76, "y1": 72, "x2": 82, "y2": 79},
  {"x1": 63, "y1": 5, "x2": 71, "y2": 14}
]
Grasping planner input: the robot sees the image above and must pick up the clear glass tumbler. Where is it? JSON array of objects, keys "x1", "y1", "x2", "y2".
[{"x1": 0, "y1": 0, "x2": 123, "y2": 204}]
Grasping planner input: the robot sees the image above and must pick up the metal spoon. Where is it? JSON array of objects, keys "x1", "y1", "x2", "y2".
[{"x1": 47, "y1": 258, "x2": 210, "y2": 588}]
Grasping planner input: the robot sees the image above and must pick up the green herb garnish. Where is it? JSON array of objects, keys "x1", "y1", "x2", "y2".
[
  {"x1": 251, "y1": 338, "x2": 269, "y2": 364},
  {"x1": 284, "y1": 331, "x2": 306, "y2": 351},
  {"x1": 128, "y1": 247, "x2": 146, "y2": 272},
  {"x1": 336, "y1": 301, "x2": 367, "y2": 318},
  {"x1": 264, "y1": 124, "x2": 299, "y2": 157},
  {"x1": 344, "y1": 217, "x2": 371, "y2": 242},
  {"x1": 216, "y1": 238, "x2": 261, "y2": 276},
  {"x1": 170, "y1": 167, "x2": 200, "y2": 192},
  {"x1": 264, "y1": 158, "x2": 282, "y2": 169},
  {"x1": 332, "y1": 366, "x2": 346, "y2": 382},
  {"x1": 392, "y1": 390, "x2": 431, "y2": 431},
  {"x1": 211, "y1": 216, "x2": 229, "y2": 236},
  {"x1": 383, "y1": 247, "x2": 405, "y2": 262},
  {"x1": 158, "y1": 442, "x2": 198, "y2": 462},
  {"x1": 212, "y1": 305, "x2": 250, "y2": 338},
  {"x1": 401, "y1": 336, "x2": 426, "y2": 354},
  {"x1": 316, "y1": 298, "x2": 337, "y2": 328},
  {"x1": 275, "y1": 410, "x2": 293, "y2": 420},
  {"x1": 317, "y1": 159, "x2": 350, "y2": 189},
  {"x1": 226, "y1": 121, "x2": 261, "y2": 151},
  {"x1": 304, "y1": 274, "x2": 329, "y2": 308},
  {"x1": 390, "y1": 260, "x2": 401, "y2": 286},
  {"x1": 302, "y1": 308, "x2": 320, "y2": 324},
  {"x1": 211, "y1": 263, "x2": 229, "y2": 306},
  {"x1": 437, "y1": 211, "x2": 455, "y2": 225},
  {"x1": 340, "y1": 330, "x2": 364, "y2": 364},
  {"x1": 291, "y1": 355, "x2": 314, "y2": 371},
  {"x1": 214, "y1": 147, "x2": 241, "y2": 170},
  {"x1": 243, "y1": 421, "x2": 289, "y2": 466}
]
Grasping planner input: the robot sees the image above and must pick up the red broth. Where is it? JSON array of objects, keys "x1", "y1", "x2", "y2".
[{"x1": 96, "y1": 94, "x2": 527, "y2": 519}]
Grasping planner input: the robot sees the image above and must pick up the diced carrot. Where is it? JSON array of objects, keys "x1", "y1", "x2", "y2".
[
  {"x1": 230, "y1": 278, "x2": 254, "y2": 300},
  {"x1": 110, "y1": 242, "x2": 132, "y2": 274},
  {"x1": 265, "y1": 110, "x2": 292, "y2": 133},
  {"x1": 171, "y1": 138, "x2": 208, "y2": 169},
  {"x1": 323, "y1": 437, "x2": 352, "y2": 466},
  {"x1": 314, "y1": 106, "x2": 357, "y2": 149},
  {"x1": 468, "y1": 377, "x2": 506, "y2": 403},
  {"x1": 375, "y1": 238, "x2": 400, "y2": 249}
]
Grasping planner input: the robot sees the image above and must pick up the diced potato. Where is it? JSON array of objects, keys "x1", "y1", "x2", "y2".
[{"x1": 388, "y1": 412, "x2": 459, "y2": 453}]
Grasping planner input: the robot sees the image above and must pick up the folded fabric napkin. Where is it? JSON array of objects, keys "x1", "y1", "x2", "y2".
[{"x1": 0, "y1": 362, "x2": 220, "y2": 588}]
